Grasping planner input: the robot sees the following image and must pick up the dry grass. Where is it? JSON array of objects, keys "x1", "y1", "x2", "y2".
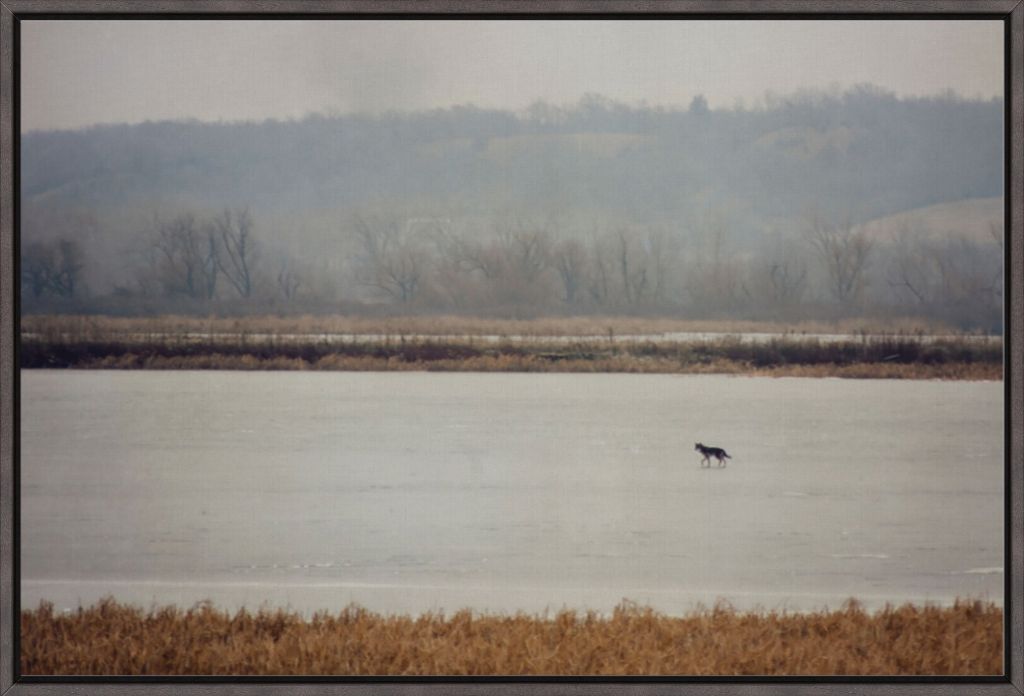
[
  {"x1": 748, "y1": 362, "x2": 1002, "y2": 380},
  {"x1": 20, "y1": 325, "x2": 1003, "y2": 380},
  {"x1": 21, "y1": 598, "x2": 1002, "y2": 676},
  {"x1": 44, "y1": 351, "x2": 1001, "y2": 380},
  {"x1": 21, "y1": 313, "x2": 961, "y2": 340}
]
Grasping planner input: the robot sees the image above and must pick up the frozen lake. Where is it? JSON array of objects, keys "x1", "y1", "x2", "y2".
[{"x1": 20, "y1": 370, "x2": 1004, "y2": 616}]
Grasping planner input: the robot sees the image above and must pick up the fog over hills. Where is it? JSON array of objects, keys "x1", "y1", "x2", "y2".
[{"x1": 20, "y1": 86, "x2": 1004, "y2": 329}]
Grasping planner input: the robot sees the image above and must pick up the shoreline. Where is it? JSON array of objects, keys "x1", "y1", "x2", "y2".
[
  {"x1": 21, "y1": 597, "x2": 1003, "y2": 676},
  {"x1": 19, "y1": 354, "x2": 1003, "y2": 380},
  {"x1": 20, "y1": 337, "x2": 1003, "y2": 380},
  {"x1": 20, "y1": 314, "x2": 1002, "y2": 380}
]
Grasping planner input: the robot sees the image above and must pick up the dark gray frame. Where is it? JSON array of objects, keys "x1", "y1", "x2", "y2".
[{"x1": 1, "y1": 1, "x2": 1021, "y2": 694}]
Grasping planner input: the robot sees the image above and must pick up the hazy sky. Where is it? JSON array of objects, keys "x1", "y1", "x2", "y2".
[{"x1": 21, "y1": 19, "x2": 1003, "y2": 132}]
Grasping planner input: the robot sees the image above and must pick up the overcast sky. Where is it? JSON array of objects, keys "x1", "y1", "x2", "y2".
[{"x1": 21, "y1": 19, "x2": 1003, "y2": 132}]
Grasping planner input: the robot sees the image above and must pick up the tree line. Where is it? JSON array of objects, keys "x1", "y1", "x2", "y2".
[{"x1": 22, "y1": 206, "x2": 1004, "y2": 333}]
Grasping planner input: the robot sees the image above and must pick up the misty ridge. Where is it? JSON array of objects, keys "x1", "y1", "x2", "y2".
[{"x1": 20, "y1": 85, "x2": 1004, "y2": 331}]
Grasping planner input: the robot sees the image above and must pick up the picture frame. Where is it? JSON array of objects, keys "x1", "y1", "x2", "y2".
[{"x1": 1, "y1": 1, "x2": 1021, "y2": 694}]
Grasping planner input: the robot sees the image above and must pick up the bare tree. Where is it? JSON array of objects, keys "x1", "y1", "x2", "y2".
[
  {"x1": 434, "y1": 218, "x2": 555, "y2": 311},
  {"x1": 214, "y1": 209, "x2": 259, "y2": 299},
  {"x1": 933, "y1": 238, "x2": 1002, "y2": 309},
  {"x1": 615, "y1": 228, "x2": 651, "y2": 306},
  {"x1": 497, "y1": 220, "x2": 551, "y2": 284},
  {"x1": 451, "y1": 235, "x2": 503, "y2": 281},
  {"x1": 752, "y1": 235, "x2": 809, "y2": 311},
  {"x1": 429, "y1": 226, "x2": 478, "y2": 310},
  {"x1": 21, "y1": 238, "x2": 84, "y2": 298},
  {"x1": 885, "y1": 223, "x2": 932, "y2": 307},
  {"x1": 22, "y1": 242, "x2": 56, "y2": 298},
  {"x1": 884, "y1": 224, "x2": 1002, "y2": 329},
  {"x1": 49, "y1": 239, "x2": 84, "y2": 297},
  {"x1": 765, "y1": 257, "x2": 807, "y2": 306},
  {"x1": 643, "y1": 226, "x2": 676, "y2": 305},
  {"x1": 684, "y1": 222, "x2": 743, "y2": 315},
  {"x1": 275, "y1": 255, "x2": 302, "y2": 301},
  {"x1": 805, "y1": 214, "x2": 873, "y2": 307},
  {"x1": 353, "y1": 214, "x2": 425, "y2": 304},
  {"x1": 379, "y1": 249, "x2": 423, "y2": 304},
  {"x1": 151, "y1": 213, "x2": 219, "y2": 300},
  {"x1": 587, "y1": 232, "x2": 613, "y2": 306},
  {"x1": 553, "y1": 238, "x2": 589, "y2": 304}
]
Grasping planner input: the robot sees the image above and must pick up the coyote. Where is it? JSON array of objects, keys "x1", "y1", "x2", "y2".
[{"x1": 695, "y1": 442, "x2": 731, "y2": 467}]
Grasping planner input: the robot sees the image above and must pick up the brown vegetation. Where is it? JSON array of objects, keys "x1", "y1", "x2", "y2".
[
  {"x1": 20, "y1": 315, "x2": 1002, "y2": 380},
  {"x1": 30, "y1": 350, "x2": 1000, "y2": 380},
  {"x1": 21, "y1": 598, "x2": 1002, "y2": 676},
  {"x1": 21, "y1": 313, "x2": 961, "y2": 340}
]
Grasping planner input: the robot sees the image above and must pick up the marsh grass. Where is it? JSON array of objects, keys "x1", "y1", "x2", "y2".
[
  {"x1": 21, "y1": 313, "x2": 961, "y2": 340},
  {"x1": 20, "y1": 323, "x2": 1003, "y2": 379},
  {"x1": 21, "y1": 598, "x2": 1002, "y2": 676}
]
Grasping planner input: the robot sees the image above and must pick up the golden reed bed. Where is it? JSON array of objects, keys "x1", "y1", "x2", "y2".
[{"x1": 21, "y1": 598, "x2": 1002, "y2": 676}]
